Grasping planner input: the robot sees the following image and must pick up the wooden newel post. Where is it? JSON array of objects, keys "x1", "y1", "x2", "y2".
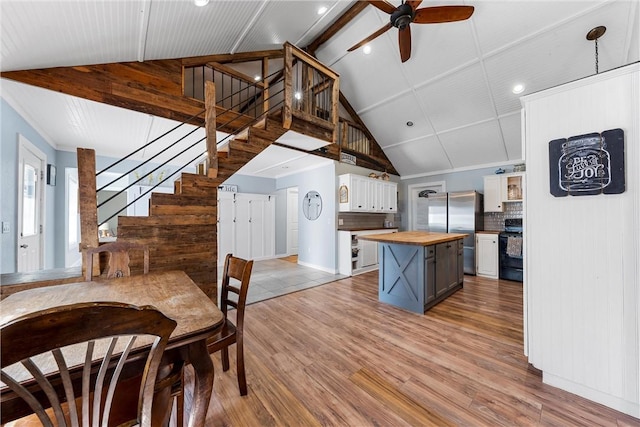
[
  {"x1": 205, "y1": 81, "x2": 218, "y2": 178},
  {"x1": 283, "y1": 43, "x2": 293, "y2": 129},
  {"x1": 76, "y1": 148, "x2": 100, "y2": 278}
]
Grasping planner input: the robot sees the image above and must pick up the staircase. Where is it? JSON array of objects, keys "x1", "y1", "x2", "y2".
[
  {"x1": 78, "y1": 44, "x2": 339, "y2": 302},
  {"x1": 116, "y1": 119, "x2": 289, "y2": 300}
]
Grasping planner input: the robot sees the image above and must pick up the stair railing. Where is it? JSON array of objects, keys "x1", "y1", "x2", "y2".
[
  {"x1": 91, "y1": 68, "x2": 288, "y2": 232},
  {"x1": 79, "y1": 42, "x2": 338, "y2": 270}
]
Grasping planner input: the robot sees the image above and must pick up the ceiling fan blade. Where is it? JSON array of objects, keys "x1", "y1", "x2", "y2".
[
  {"x1": 406, "y1": 1, "x2": 424, "y2": 10},
  {"x1": 347, "y1": 22, "x2": 393, "y2": 52},
  {"x1": 368, "y1": 0, "x2": 396, "y2": 14},
  {"x1": 413, "y1": 6, "x2": 475, "y2": 24},
  {"x1": 399, "y1": 26, "x2": 411, "y2": 63}
]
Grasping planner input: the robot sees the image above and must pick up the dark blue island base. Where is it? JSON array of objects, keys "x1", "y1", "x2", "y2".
[{"x1": 360, "y1": 232, "x2": 466, "y2": 314}]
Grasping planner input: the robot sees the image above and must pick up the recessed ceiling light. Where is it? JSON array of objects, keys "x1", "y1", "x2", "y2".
[
  {"x1": 363, "y1": 45, "x2": 372, "y2": 55},
  {"x1": 317, "y1": 6, "x2": 328, "y2": 15},
  {"x1": 512, "y1": 83, "x2": 525, "y2": 94},
  {"x1": 254, "y1": 75, "x2": 261, "y2": 81},
  {"x1": 194, "y1": 0, "x2": 209, "y2": 6},
  {"x1": 406, "y1": 121, "x2": 414, "y2": 127}
]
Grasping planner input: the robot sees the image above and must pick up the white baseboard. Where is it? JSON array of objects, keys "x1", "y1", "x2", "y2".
[
  {"x1": 297, "y1": 260, "x2": 338, "y2": 274},
  {"x1": 544, "y1": 372, "x2": 640, "y2": 419}
]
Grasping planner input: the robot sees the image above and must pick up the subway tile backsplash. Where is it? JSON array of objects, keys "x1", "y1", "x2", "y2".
[{"x1": 483, "y1": 201, "x2": 523, "y2": 231}]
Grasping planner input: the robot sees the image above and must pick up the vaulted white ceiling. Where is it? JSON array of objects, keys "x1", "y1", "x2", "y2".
[{"x1": 1, "y1": 0, "x2": 638, "y2": 179}]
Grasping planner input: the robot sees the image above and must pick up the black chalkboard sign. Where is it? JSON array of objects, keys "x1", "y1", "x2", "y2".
[{"x1": 549, "y1": 128, "x2": 625, "y2": 197}]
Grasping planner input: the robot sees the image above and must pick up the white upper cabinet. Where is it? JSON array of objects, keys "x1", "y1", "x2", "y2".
[
  {"x1": 483, "y1": 172, "x2": 525, "y2": 212},
  {"x1": 338, "y1": 174, "x2": 397, "y2": 213},
  {"x1": 483, "y1": 175, "x2": 503, "y2": 212}
]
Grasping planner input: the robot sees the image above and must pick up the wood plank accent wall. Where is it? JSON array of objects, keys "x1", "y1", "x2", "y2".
[{"x1": 522, "y1": 63, "x2": 639, "y2": 418}]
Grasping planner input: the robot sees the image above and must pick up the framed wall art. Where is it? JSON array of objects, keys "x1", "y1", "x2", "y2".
[
  {"x1": 548, "y1": 128, "x2": 625, "y2": 197},
  {"x1": 339, "y1": 184, "x2": 348, "y2": 203},
  {"x1": 46, "y1": 164, "x2": 56, "y2": 186}
]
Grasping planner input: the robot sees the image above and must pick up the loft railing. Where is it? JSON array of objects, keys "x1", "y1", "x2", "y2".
[
  {"x1": 80, "y1": 42, "x2": 339, "y2": 251},
  {"x1": 184, "y1": 61, "x2": 269, "y2": 119},
  {"x1": 339, "y1": 118, "x2": 371, "y2": 156},
  {"x1": 185, "y1": 43, "x2": 340, "y2": 143},
  {"x1": 283, "y1": 42, "x2": 339, "y2": 142}
]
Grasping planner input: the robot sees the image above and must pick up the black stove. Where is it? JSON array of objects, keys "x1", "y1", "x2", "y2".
[{"x1": 499, "y1": 219, "x2": 523, "y2": 282}]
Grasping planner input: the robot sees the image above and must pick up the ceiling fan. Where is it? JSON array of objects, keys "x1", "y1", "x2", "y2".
[{"x1": 347, "y1": 1, "x2": 475, "y2": 63}]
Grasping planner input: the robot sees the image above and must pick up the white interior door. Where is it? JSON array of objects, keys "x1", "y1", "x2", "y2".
[
  {"x1": 408, "y1": 181, "x2": 445, "y2": 231},
  {"x1": 234, "y1": 194, "x2": 251, "y2": 260},
  {"x1": 287, "y1": 187, "x2": 298, "y2": 255},
  {"x1": 17, "y1": 136, "x2": 45, "y2": 272},
  {"x1": 217, "y1": 192, "x2": 235, "y2": 266}
]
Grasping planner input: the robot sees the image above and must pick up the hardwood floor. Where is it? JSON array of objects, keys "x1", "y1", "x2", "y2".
[{"x1": 190, "y1": 271, "x2": 639, "y2": 426}]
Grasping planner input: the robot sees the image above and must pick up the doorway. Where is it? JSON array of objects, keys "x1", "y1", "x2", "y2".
[
  {"x1": 286, "y1": 187, "x2": 298, "y2": 256},
  {"x1": 407, "y1": 181, "x2": 445, "y2": 231},
  {"x1": 17, "y1": 135, "x2": 46, "y2": 272}
]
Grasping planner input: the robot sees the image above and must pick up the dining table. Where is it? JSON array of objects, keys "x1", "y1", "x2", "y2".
[{"x1": 0, "y1": 269, "x2": 224, "y2": 427}]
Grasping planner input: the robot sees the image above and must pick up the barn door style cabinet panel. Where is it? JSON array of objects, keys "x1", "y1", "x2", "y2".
[
  {"x1": 338, "y1": 174, "x2": 397, "y2": 213},
  {"x1": 217, "y1": 192, "x2": 275, "y2": 265},
  {"x1": 360, "y1": 232, "x2": 466, "y2": 314}
]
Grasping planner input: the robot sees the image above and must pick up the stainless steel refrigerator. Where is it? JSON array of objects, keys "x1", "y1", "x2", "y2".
[{"x1": 427, "y1": 191, "x2": 484, "y2": 274}]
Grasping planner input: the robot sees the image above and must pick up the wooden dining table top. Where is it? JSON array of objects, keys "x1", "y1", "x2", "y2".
[{"x1": 1, "y1": 270, "x2": 223, "y2": 340}]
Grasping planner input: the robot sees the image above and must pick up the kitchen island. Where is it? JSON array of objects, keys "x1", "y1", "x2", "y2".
[{"x1": 359, "y1": 231, "x2": 467, "y2": 314}]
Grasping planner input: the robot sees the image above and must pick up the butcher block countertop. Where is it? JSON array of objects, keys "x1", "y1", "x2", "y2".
[
  {"x1": 359, "y1": 231, "x2": 468, "y2": 246},
  {"x1": 338, "y1": 227, "x2": 399, "y2": 232}
]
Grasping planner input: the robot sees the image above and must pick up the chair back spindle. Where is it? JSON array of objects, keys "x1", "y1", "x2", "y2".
[{"x1": 1, "y1": 302, "x2": 176, "y2": 427}]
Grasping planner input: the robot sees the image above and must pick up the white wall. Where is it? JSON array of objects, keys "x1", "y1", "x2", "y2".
[
  {"x1": 277, "y1": 162, "x2": 337, "y2": 273},
  {"x1": 523, "y1": 63, "x2": 639, "y2": 417}
]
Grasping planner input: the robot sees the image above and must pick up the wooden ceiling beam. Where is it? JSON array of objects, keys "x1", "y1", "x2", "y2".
[
  {"x1": 182, "y1": 50, "x2": 284, "y2": 67},
  {"x1": 304, "y1": 1, "x2": 399, "y2": 175},
  {"x1": 306, "y1": 1, "x2": 369, "y2": 56}
]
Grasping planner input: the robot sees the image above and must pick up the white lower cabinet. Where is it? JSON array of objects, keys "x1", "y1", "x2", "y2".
[
  {"x1": 338, "y1": 229, "x2": 397, "y2": 276},
  {"x1": 218, "y1": 192, "x2": 275, "y2": 265},
  {"x1": 476, "y1": 232, "x2": 499, "y2": 279}
]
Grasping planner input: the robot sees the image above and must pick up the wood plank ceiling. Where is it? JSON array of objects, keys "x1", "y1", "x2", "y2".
[{"x1": 1, "y1": 0, "x2": 638, "y2": 179}]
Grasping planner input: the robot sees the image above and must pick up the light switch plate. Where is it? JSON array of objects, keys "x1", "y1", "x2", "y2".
[
  {"x1": 338, "y1": 219, "x2": 344, "y2": 225},
  {"x1": 2, "y1": 222, "x2": 9, "y2": 233}
]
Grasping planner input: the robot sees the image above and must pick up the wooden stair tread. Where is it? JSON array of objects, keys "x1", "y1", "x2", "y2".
[
  {"x1": 150, "y1": 193, "x2": 216, "y2": 206},
  {"x1": 118, "y1": 214, "x2": 216, "y2": 226}
]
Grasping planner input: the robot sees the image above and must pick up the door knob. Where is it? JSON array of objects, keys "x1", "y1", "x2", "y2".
[{"x1": 20, "y1": 244, "x2": 28, "y2": 248}]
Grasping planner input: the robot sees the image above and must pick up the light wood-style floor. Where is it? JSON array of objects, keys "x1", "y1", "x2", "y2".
[{"x1": 193, "y1": 271, "x2": 639, "y2": 426}]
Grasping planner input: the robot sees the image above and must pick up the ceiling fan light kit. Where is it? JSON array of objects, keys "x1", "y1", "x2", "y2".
[{"x1": 348, "y1": 0, "x2": 474, "y2": 63}]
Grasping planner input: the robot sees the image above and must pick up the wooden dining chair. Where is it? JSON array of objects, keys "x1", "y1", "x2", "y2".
[
  {"x1": 0, "y1": 301, "x2": 176, "y2": 427},
  {"x1": 84, "y1": 241, "x2": 149, "y2": 281},
  {"x1": 207, "y1": 253, "x2": 254, "y2": 395}
]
